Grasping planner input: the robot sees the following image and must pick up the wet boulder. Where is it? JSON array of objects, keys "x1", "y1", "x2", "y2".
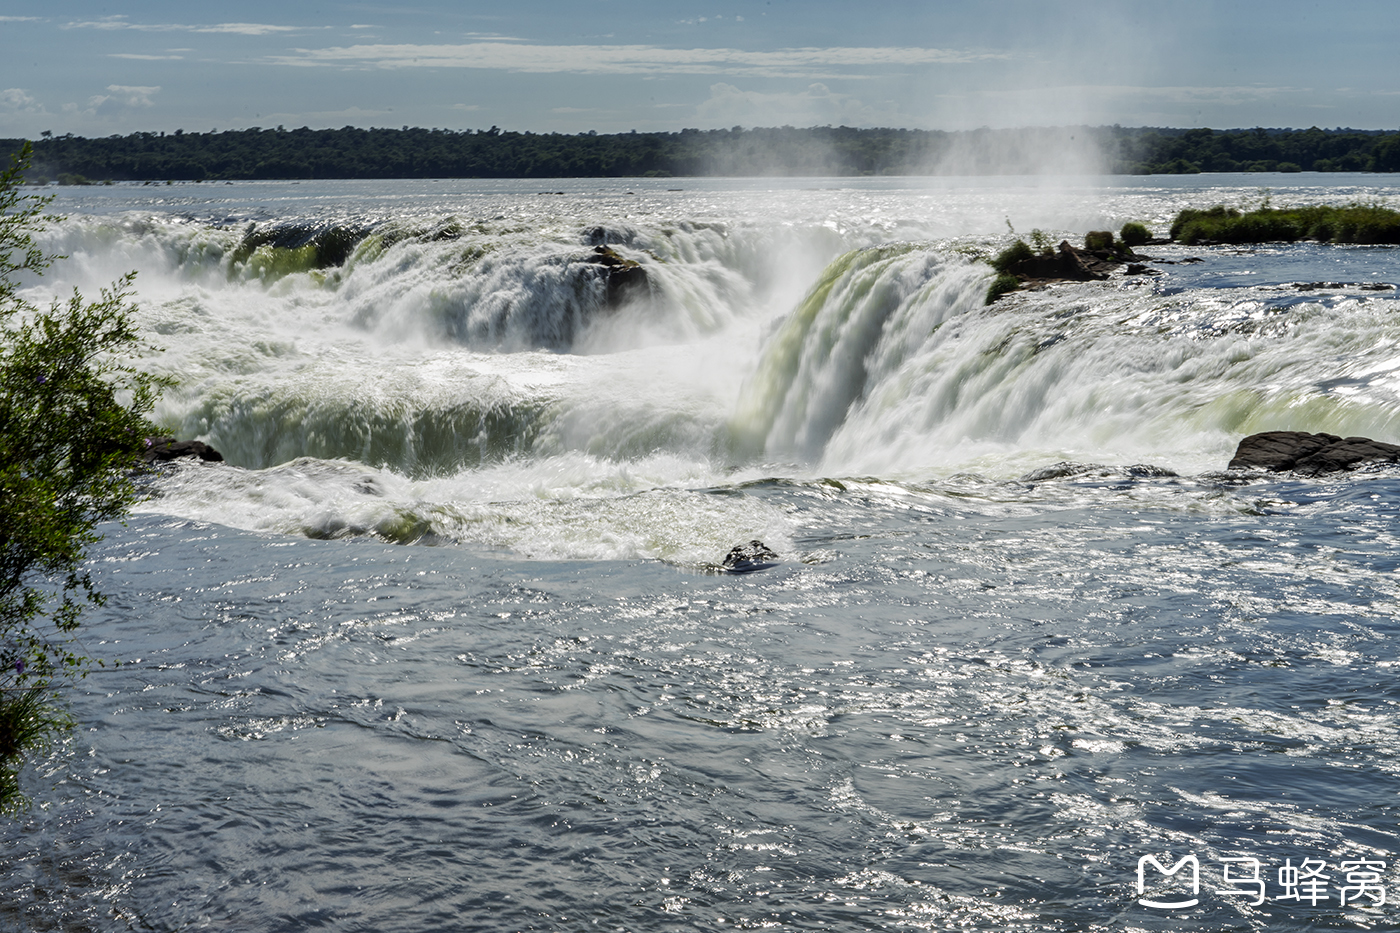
[
  {"x1": 1228, "y1": 431, "x2": 1400, "y2": 475},
  {"x1": 721, "y1": 540, "x2": 780, "y2": 573},
  {"x1": 583, "y1": 245, "x2": 649, "y2": 304},
  {"x1": 143, "y1": 436, "x2": 224, "y2": 463}
]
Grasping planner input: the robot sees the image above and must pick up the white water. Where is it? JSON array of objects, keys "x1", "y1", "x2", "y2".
[
  {"x1": 24, "y1": 175, "x2": 1400, "y2": 558},
  {"x1": 10, "y1": 175, "x2": 1400, "y2": 933}
]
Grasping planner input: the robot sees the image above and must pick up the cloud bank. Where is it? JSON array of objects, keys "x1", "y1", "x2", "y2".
[{"x1": 267, "y1": 42, "x2": 1007, "y2": 78}]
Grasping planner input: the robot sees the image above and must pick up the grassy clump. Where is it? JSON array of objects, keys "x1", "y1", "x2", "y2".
[
  {"x1": 990, "y1": 239, "x2": 1034, "y2": 273},
  {"x1": 986, "y1": 239, "x2": 1044, "y2": 303},
  {"x1": 1084, "y1": 230, "x2": 1115, "y2": 252},
  {"x1": 1120, "y1": 222, "x2": 1150, "y2": 247},
  {"x1": 985, "y1": 272, "x2": 1021, "y2": 305},
  {"x1": 1170, "y1": 202, "x2": 1400, "y2": 245}
]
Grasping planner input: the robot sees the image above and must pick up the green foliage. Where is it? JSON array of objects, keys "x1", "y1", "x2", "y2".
[
  {"x1": 990, "y1": 239, "x2": 1034, "y2": 273},
  {"x1": 7, "y1": 125, "x2": 1395, "y2": 182},
  {"x1": 1113, "y1": 126, "x2": 1400, "y2": 175},
  {"x1": 1120, "y1": 222, "x2": 1150, "y2": 247},
  {"x1": 985, "y1": 273, "x2": 1021, "y2": 305},
  {"x1": 1028, "y1": 228, "x2": 1053, "y2": 251},
  {"x1": 1083, "y1": 230, "x2": 1115, "y2": 252},
  {"x1": 1, "y1": 142, "x2": 168, "y2": 813},
  {"x1": 1169, "y1": 202, "x2": 1400, "y2": 245},
  {"x1": 1169, "y1": 205, "x2": 1240, "y2": 242},
  {"x1": 0, "y1": 686, "x2": 68, "y2": 814}
]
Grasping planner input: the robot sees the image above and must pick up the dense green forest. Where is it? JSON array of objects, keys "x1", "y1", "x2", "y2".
[{"x1": 4, "y1": 124, "x2": 1399, "y2": 182}]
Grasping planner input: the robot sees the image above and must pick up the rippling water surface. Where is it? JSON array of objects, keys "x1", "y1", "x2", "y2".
[{"x1": 4, "y1": 175, "x2": 1400, "y2": 932}]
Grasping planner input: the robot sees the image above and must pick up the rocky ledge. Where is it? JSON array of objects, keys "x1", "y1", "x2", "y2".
[
  {"x1": 1228, "y1": 431, "x2": 1400, "y2": 475},
  {"x1": 988, "y1": 230, "x2": 1161, "y2": 303},
  {"x1": 1006, "y1": 240, "x2": 1138, "y2": 285},
  {"x1": 144, "y1": 436, "x2": 224, "y2": 464}
]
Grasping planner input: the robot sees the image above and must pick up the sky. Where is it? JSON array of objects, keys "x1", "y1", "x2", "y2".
[{"x1": 1, "y1": 1, "x2": 1398, "y2": 139}]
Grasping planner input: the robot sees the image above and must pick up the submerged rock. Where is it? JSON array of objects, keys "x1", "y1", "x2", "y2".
[
  {"x1": 144, "y1": 436, "x2": 224, "y2": 464},
  {"x1": 1018, "y1": 461, "x2": 1179, "y2": 483},
  {"x1": 721, "y1": 540, "x2": 780, "y2": 573},
  {"x1": 232, "y1": 222, "x2": 371, "y2": 269},
  {"x1": 1228, "y1": 431, "x2": 1400, "y2": 475}
]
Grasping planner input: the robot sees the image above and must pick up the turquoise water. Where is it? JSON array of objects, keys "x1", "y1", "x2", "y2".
[{"x1": 3, "y1": 176, "x2": 1400, "y2": 931}]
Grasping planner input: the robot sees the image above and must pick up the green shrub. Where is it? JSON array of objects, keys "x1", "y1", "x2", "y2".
[
  {"x1": 991, "y1": 239, "x2": 1034, "y2": 273},
  {"x1": 1084, "y1": 230, "x2": 1115, "y2": 252},
  {"x1": 1, "y1": 142, "x2": 168, "y2": 813},
  {"x1": 985, "y1": 272, "x2": 1020, "y2": 304},
  {"x1": 1169, "y1": 202, "x2": 1400, "y2": 245},
  {"x1": 1120, "y1": 222, "x2": 1150, "y2": 247}
]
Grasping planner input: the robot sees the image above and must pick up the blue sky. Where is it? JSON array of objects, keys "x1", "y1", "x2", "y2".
[{"x1": 2, "y1": 1, "x2": 1397, "y2": 138}]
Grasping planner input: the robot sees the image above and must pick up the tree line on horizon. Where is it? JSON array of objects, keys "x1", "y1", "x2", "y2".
[{"x1": 5, "y1": 124, "x2": 1399, "y2": 183}]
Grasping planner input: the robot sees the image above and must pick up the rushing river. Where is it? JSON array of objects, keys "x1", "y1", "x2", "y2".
[{"x1": 4, "y1": 174, "x2": 1400, "y2": 932}]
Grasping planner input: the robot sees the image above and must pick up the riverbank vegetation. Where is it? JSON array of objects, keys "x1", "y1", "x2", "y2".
[
  {"x1": 3, "y1": 124, "x2": 1398, "y2": 181},
  {"x1": 1170, "y1": 202, "x2": 1400, "y2": 244},
  {"x1": 0, "y1": 144, "x2": 167, "y2": 813}
]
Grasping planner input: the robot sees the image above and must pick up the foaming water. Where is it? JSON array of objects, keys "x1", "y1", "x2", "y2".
[{"x1": 5, "y1": 176, "x2": 1400, "y2": 932}]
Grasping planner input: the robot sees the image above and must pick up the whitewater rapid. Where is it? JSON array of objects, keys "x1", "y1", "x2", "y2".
[{"x1": 19, "y1": 174, "x2": 1400, "y2": 561}]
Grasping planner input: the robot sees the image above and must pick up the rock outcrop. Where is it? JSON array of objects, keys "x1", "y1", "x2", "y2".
[
  {"x1": 143, "y1": 436, "x2": 224, "y2": 464},
  {"x1": 583, "y1": 245, "x2": 649, "y2": 304},
  {"x1": 1228, "y1": 431, "x2": 1400, "y2": 475},
  {"x1": 721, "y1": 540, "x2": 780, "y2": 573},
  {"x1": 989, "y1": 232, "x2": 1158, "y2": 303}
]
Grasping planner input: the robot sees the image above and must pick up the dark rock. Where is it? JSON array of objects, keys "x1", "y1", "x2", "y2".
[
  {"x1": 1018, "y1": 461, "x2": 1178, "y2": 483},
  {"x1": 584, "y1": 245, "x2": 650, "y2": 304},
  {"x1": 999, "y1": 235, "x2": 1151, "y2": 296},
  {"x1": 1227, "y1": 430, "x2": 1400, "y2": 475},
  {"x1": 1125, "y1": 263, "x2": 1161, "y2": 276},
  {"x1": 721, "y1": 540, "x2": 780, "y2": 573},
  {"x1": 143, "y1": 436, "x2": 224, "y2": 463},
  {"x1": 1009, "y1": 240, "x2": 1111, "y2": 283},
  {"x1": 1291, "y1": 281, "x2": 1396, "y2": 292}
]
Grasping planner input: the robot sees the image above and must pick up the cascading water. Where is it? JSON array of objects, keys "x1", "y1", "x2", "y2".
[{"x1": 8, "y1": 176, "x2": 1400, "y2": 933}]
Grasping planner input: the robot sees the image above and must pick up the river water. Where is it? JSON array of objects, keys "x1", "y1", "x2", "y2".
[{"x1": 3, "y1": 174, "x2": 1400, "y2": 932}]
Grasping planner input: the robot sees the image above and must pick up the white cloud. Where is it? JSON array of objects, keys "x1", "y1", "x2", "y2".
[
  {"x1": 0, "y1": 88, "x2": 45, "y2": 114},
  {"x1": 0, "y1": 15, "x2": 43, "y2": 22},
  {"x1": 109, "y1": 53, "x2": 186, "y2": 60},
  {"x1": 266, "y1": 42, "x2": 1006, "y2": 78},
  {"x1": 83, "y1": 85, "x2": 160, "y2": 118},
  {"x1": 64, "y1": 16, "x2": 305, "y2": 35}
]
